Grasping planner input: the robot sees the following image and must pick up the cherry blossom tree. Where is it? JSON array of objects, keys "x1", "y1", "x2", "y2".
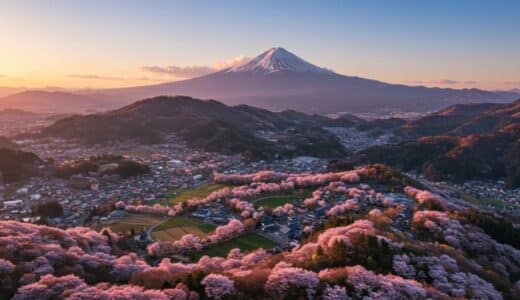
[{"x1": 201, "y1": 273, "x2": 236, "y2": 299}]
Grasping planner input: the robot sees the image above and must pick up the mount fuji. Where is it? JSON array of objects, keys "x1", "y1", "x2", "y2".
[
  {"x1": 225, "y1": 47, "x2": 333, "y2": 74},
  {"x1": 101, "y1": 47, "x2": 518, "y2": 114}
]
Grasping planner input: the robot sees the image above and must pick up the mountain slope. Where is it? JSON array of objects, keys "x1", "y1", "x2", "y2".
[
  {"x1": 99, "y1": 47, "x2": 518, "y2": 114},
  {"x1": 42, "y1": 96, "x2": 348, "y2": 159}
]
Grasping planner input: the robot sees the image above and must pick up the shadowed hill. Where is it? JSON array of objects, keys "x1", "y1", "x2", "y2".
[
  {"x1": 0, "y1": 136, "x2": 19, "y2": 150},
  {"x1": 42, "y1": 96, "x2": 349, "y2": 159},
  {"x1": 0, "y1": 148, "x2": 43, "y2": 182}
]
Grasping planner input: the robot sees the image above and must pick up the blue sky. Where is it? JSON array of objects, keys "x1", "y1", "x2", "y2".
[{"x1": 1, "y1": 0, "x2": 519, "y2": 89}]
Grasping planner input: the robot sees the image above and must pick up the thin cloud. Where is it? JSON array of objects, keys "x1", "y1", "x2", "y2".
[
  {"x1": 133, "y1": 76, "x2": 165, "y2": 82},
  {"x1": 407, "y1": 79, "x2": 477, "y2": 85},
  {"x1": 213, "y1": 55, "x2": 250, "y2": 70},
  {"x1": 68, "y1": 74, "x2": 124, "y2": 81},
  {"x1": 141, "y1": 65, "x2": 215, "y2": 78},
  {"x1": 0, "y1": 74, "x2": 7, "y2": 78},
  {"x1": 504, "y1": 81, "x2": 520, "y2": 85},
  {"x1": 405, "y1": 80, "x2": 426, "y2": 84},
  {"x1": 435, "y1": 79, "x2": 458, "y2": 85},
  {"x1": 141, "y1": 55, "x2": 251, "y2": 79}
]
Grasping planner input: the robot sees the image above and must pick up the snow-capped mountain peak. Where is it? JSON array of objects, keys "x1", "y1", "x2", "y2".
[{"x1": 227, "y1": 47, "x2": 334, "y2": 74}]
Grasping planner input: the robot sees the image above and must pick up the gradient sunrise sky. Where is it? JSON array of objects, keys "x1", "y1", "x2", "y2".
[{"x1": 1, "y1": 0, "x2": 519, "y2": 90}]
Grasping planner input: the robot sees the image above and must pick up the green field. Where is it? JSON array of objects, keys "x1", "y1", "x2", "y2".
[
  {"x1": 198, "y1": 232, "x2": 277, "y2": 257},
  {"x1": 164, "y1": 183, "x2": 229, "y2": 206},
  {"x1": 151, "y1": 216, "x2": 216, "y2": 242},
  {"x1": 252, "y1": 189, "x2": 312, "y2": 208},
  {"x1": 254, "y1": 195, "x2": 297, "y2": 208}
]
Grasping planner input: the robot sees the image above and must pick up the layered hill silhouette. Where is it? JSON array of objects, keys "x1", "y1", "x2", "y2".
[
  {"x1": 42, "y1": 96, "x2": 354, "y2": 159},
  {"x1": 331, "y1": 100, "x2": 520, "y2": 187}
]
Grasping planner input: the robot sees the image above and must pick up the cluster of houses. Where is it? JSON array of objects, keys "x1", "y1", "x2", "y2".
[
  {"x1": 454, "y1": 180, "x2": 520, "y2": 211},
  {"x1": 2, "y1": 136, "x2": 241, "y2": 227},
  {"x1": 324, "y1": 127, "x2": 395, "y2": 152},
  {"x1": 191, "y1": 202, "x2": 234, "y2": 225}
]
